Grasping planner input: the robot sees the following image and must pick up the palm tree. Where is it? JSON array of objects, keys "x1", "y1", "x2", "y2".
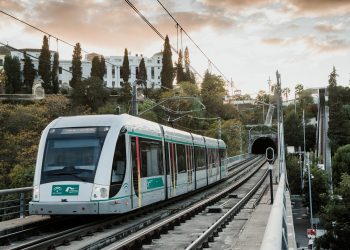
[{"x1": 282, "y1": 87, "x2": 290, "y2": 101}]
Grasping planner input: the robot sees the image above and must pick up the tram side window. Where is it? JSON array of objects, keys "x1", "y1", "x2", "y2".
[
  {"x1": 176, "y1": 144, "x2": 187, "y2": 173},
  {"x1": 110, "y1": 134, "x2": 126, "y2": 197},
  {"x1": 139, "y1": 138, "x2": 163, "y2": 177},
  {"x1": 195, "y1": 146, "x2": 206, "y2": 170},
  {"x1": 219, "y1": 149, "x2": 226, "y2": 166}
]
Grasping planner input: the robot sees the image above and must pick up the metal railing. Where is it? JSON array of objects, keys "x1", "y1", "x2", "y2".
[
  {"x1": 0, "y1": 187, "x2": 32, "y2": 221},
  {"x1": 226, "y1": 153, "x2": 251, "y2": 166}
]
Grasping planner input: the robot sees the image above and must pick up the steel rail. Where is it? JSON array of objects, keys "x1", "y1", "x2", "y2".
[
  {"x1": 186, "y1": 168, "x2": 270, "y2": 249},
  {"x1": 105, "y1": 159, "x2": 266, "y2": 250}
]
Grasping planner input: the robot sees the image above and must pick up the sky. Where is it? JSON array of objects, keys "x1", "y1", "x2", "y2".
[{"x1": 0, "y1": 0, "x2": 349, "y2": 97}]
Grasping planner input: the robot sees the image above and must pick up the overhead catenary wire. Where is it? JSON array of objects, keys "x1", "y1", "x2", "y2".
[
  {"x1": 0, "y1": 41, "x2": 88, "y2": 81},
  {"x1": 124, "y1": 0, "x2": 203, "y2": 80},
  {"x1": 0, "y1": 9, "x2": 166, "y2": 90},
  {"x1": 156, "y1": 0, "x2": 230, "y2": 84}
]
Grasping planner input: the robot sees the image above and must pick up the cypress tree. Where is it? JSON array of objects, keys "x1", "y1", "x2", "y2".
[
  {"x1": 38, "y1": 35, "x2": 52, "y2": 92},
  {"x1": 51, "y1": 52, "x2": 59, "y2": 94},
  {"x1": 4, "y1": 55, "x2": 21, "y2": 93},
  {"x1": 176, "y1": 49, "x2": 184, "y2": 83},
  {"x1": 23, "y1": 52, "x2": 36, "y2": 93},
  {"x1": 91, "y1": 56, "x2": 100, "y2": 78},
  {"x1": 137, "y1": 57, "x2": 148, "y2": 97},
  {"x1": 137, "y1": 57, "x2": 147, "y2": 81},
  {"x1": 184, "y1": 47, "x2": 195, "y2": 84},
  {"x1": 70, "y1": 42, "x2": 82, "y2": 89},
  {"x1": 160, "y1": 35, "x2": 174, "y2": 89},
  {"x1": 121, "y1": 48, "x2": 130, "y2": 83},
  {"x1": 99, "y1": 56, "x2": 106, "y2": 80}
]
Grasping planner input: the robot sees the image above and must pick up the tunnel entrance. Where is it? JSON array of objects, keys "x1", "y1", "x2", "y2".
[{"x1": 251, "y1": 137, "x2": 277, "y2": 155}]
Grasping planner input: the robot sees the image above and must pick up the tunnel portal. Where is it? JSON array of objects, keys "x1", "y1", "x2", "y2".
[{"x1": 251, "y1": 137, "x2": 277, "y2": 155}]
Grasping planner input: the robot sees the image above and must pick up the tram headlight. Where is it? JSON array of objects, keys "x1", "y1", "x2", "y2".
[
  {"x1": 91, "y1": 184, "x2": 109, "y2": 200},
  {"x1": 33, "y1": 185, "x2": 40, "y2": 201}
]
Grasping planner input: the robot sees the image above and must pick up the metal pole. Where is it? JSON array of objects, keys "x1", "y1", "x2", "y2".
[
  {"x1": 20, "y1": 192, "x2": 24, "y2": 218},
  {"x1": 303, "y1": 110, "x2": 306, "y2": 190},
  {"x1": 218, "y1": 118, "x2": 221, "y2": 139},
  {"x1": 131, "y1": 81, "x2": 138, "y2": 116},
  {"x1": 307, "y1": 158, "x2": 314, "y2": 229},
  {"x1": 239, "y1": 126, "x2": 243, "y2": 155},
  {"x1": 269, "y1": 167, "x2": 274, "y2": 204}
]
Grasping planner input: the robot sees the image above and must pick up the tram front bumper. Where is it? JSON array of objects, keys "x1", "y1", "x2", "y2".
[{"x1": 29, "y1": 201, "x2": 99, "y2": 215}]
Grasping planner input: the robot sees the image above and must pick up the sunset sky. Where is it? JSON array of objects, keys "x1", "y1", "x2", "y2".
[{"x1": 0, "y1": 0, "x2": 349, "y2": 96}]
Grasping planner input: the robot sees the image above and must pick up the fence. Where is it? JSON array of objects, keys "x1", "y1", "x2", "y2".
[{"x1": 0, "y1": 187, "x2": 32, "y2": 221}]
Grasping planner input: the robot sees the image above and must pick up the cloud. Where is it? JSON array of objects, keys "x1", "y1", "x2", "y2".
[
  {"x1": 303, "y1": 35, "x2": 350, "y2": 52},
  {"x1": 202, "y1": 0, "x2": 271, "y2": 9},
  {"x1": 261, "y1": 38, "x2": 290, "y2": 45},
  {"x1": 0, "y1": 0, "x2": 235, "y2": 56},
  {"x1": 287, "y1": 0, "x2": 350, "y2": 15},
  {"x1": 315, "y1": 22, "x2": 344, "y2": 32}
]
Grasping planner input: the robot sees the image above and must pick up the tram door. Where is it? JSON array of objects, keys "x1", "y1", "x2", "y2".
[{"x1": 166, "y1": 142, "x2": 177, "y2": 198}]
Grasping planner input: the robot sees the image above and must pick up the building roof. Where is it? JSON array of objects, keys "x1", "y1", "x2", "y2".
[
  {"x1": 19, "y1": 48, "x2": 56, "y2": 53},
  {"x1": 152, "y1": 51, "x2": 163, "y2": 57}
]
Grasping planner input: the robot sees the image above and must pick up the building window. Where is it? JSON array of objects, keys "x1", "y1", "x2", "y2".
[
  {"x1": 112, "y1": 81, "x2": 115, "y2": 88},
  {"x1": 157, "y1": 60, "x2": 160, "y2": 64},
  {"x1": 112, "y1": 67, "x2": 115, "y2": 78},
  {"x1": 135, "y1": 67, "x2": 139, "y2": 77},
  {"x1": 59, "y1": 80, "x2": 62, "y2": 85},
  {"x1": 58, "y1": 67, "x2": 62, "y2": 74},
  {"x1": 158, "y1": 76, "x2": 160, "y2": 79},
  {"x1": 0, "y1": 59, "x2": 3, "y2": 66},
  {"x1": 69, "y1": 67, "x2": 72, "y2": 71},
  {"x1": 151, "y1": 67, "x2": 154, "y2": 79}
]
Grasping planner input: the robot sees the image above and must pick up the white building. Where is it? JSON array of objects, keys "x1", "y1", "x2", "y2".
[
  {"x1": 0, "y1": 46, "x2": 163, "y2": 89},
  {"x1": 59, "y1": 51, "x2": 163, "y2": 89}
]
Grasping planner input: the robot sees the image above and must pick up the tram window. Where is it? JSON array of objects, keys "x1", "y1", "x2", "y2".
[
  {"x1": 219, "y1": 149, "x2": 225, "y2": 166},
  {"x1": 139, "y1": 138, "x2": 163, "y2": 177},
  {"x1": 110, "y1": 134, "x2": 126, "y2": 197},
  {"x1": 195, "y1": 146, "x2": 206, "y2": 170},
  {"x1": 176, "y1": 144, "x2": 187, "y2": 173}
]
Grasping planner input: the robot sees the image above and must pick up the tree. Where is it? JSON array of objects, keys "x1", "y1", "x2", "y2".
[
  {"x1": 332, "y1": 144, "x2": 350, "y2": 187},
  {"x1": 286, "y1": 154, "x2": 302, "y2": 194},
  {"x1": 0, "y1": 68, "x2": 6, "y2": 93},
  {"x1": 137, "y1": 57, "x2": 148, "y2": 96},
  {"x1": 91, "y1": 56, "x2": 106, "y2": 81},
  {"x1": 100, "y1": 56, "x2": 106, "y2": 81},
  {"x1": 3, "y1": 55, "x2": 21, "y2": 93},
  {"x1": 71, "y1": 77, "x2": 110, "y2": 112},
  {"x1": 70, "y1": 42, "x2": 82, "y2": 89},
  {"x1": 160, "y1": 35, "x2": 174, "y2": 89},
  {"x1": 121, "y1": 48, "x2": 130, "y2": 83},
  {"x1": 23, "y1": 53, "x2": 36, "y2": 93},
  {"x1": 201, "y1": 71, "x2": 226, "y2": 116},
  {"x1": 38, "y1": 35, "x2": 51, "y2": 92},
  {"x1": 316, "y1": 173, "x2": 350, "y2": 249},
  {"x1": 176, "y1": 49, "x2": 184, "y2": 83},
  {"x1": 282, "y1": 87, "x2": 290, "y2": 101},
  {"x1": 328, "y1": 66, "x2": 337, "y2": 88},
  {"x1": 184, "y1": 47, "x2": 195, "y2": 84},
  {"x1": 51, "y1": 52, "x2": 59, "y2": 94},
  {"x1": 303, "y1": 165, "x2": 328, "y2": 214},
  {"x1": 284, "y1": 111, "x2": 303, "y2": 149},
  {"x1": 295, "y1": 83, "x2": 303, "y2": 98}
]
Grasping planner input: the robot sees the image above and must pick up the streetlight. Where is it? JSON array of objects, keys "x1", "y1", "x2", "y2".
[{"x1": 307, "y1": 152, "x2": 314, "y2": 229}]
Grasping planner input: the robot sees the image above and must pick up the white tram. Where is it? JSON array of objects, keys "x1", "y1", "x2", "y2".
[{"x1": 29, "y1": 114, "x2": 227, "y2": 215}]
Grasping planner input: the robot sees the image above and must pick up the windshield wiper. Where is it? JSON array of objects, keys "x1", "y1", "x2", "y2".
[{"x1": 48, "y1": 172, "x2": 87, "y2": 182}]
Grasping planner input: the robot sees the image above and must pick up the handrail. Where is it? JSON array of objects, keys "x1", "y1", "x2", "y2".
[
  {"x1": 0, "y1": 187, "x2": 32, "y2": 195},
  {"x1": 260, "y1": 173, "x2": 287, "y2": 250}
]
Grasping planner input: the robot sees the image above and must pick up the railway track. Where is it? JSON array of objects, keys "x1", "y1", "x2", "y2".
[
  {"x1": 0, "y1": 155, "x2": 264, "y2": 250},
  {"x1": 104, "y1": 159, "x2": 269, "y2": 250}
]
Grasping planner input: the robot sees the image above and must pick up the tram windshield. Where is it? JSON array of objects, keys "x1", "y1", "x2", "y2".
[{"x1": 40, "y1": 126, "x2": 110, "y2": 184}]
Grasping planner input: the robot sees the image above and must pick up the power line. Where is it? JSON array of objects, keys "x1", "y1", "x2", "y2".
[
  {"x1": 124, "y1": 0, "x2": 203, "y2": 80},
  {"x1": 0, "y1": 41, "x2": 88, "y2": 81},
  {"x1": 0, "y1": 9, "x2": 167, "y2": 89},
  {"x1": 156, "y1": 0, "x2": 230, "y2": 84}
]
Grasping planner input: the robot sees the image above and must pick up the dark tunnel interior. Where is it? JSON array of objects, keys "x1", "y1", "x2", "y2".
[{"x1": 251, "y1": 137, "x2": 277, "y2": 155}]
